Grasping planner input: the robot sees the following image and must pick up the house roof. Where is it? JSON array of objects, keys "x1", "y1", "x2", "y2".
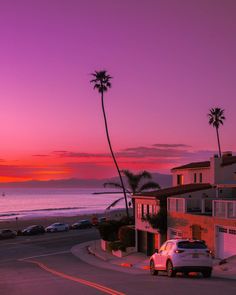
[
  {"x1": 132, "y1": 183, "x2": 212, "y2": 199},
  {"x1": 171, "y1": 161, "x2": 210, "y2": 171}
]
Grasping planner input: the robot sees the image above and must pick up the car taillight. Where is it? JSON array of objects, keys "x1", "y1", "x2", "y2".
[{"x1": 175, "y1": 249, "x2": 185, "y2": 254}]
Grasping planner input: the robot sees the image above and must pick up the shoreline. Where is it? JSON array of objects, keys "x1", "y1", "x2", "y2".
[{"x1": 0, "y1": 208, "x2": 130, "y2": 231}]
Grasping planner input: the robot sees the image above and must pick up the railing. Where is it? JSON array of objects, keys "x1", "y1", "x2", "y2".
[
  {"x1": 168, "y1": 198, "x2": 213, "y2": 214},
  {"x1": 213, "y1": 200, "x2": 236, "y2": 219}
]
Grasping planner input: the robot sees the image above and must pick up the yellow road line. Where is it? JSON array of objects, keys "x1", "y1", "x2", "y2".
[{"x1": 26, "y1": 259, "x2": 126, "y2": 295}]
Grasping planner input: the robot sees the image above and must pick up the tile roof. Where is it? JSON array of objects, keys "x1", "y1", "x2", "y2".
[
  {"x1": 133, "y1": 183, "x2": 212, "y2": 198},
  {"x1": 171, "y1": 161, "x2": 210, "y2": 171}
]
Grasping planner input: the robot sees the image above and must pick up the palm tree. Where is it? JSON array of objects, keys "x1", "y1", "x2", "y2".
[
  {"x1": 90, "y1": 70, "x2": 129, "y2": 218},
  {"x1": 104, "y1": 170, "x2": 160, "y2": 213},
  {"x1": 208, "y1": 107, "x2": 225, "y2": 158}
]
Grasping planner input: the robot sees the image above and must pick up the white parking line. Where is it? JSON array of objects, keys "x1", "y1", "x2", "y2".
[{"x1": 18, "y1": 250, "x2": 70, "y2": 261}]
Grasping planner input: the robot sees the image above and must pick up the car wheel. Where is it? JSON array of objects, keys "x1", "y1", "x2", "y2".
[
  {"x1": 202, "y1": 269, "x2": 212, "y2": 278},
  {"x1": 166, "y1": 260, "x2": 176, "y2": 277},
  {"x1": 150, "y1": 260, "x2": 158, "y2": 276}
]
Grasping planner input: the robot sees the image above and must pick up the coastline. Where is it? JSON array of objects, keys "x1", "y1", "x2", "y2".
[{"x1": 0, "y1": 208, "x2": 130, "y2": 231}]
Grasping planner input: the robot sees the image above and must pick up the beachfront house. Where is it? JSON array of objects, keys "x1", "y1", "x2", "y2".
[{"x1": 133, "y1": 152, "x2": 236, "y2": 259}]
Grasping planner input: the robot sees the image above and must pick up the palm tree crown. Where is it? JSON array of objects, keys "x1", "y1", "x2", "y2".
[
  {"x1": 90, "y1": 70, "x2": 112, "y2": 93},
  {"x1": 208, "y1": 107, "x2": 225, "y2": 128},
  {"x1": 104, "y1": 170, "x2": 160, "y2": 210},
  {"x1": 208, "y1": 107, "x2": 225, "y2": 158}
]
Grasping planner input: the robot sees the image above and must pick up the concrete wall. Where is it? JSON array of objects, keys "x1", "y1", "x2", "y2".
[{"x1": 168, "y1": 212, "x2": 236, "y2": 256}]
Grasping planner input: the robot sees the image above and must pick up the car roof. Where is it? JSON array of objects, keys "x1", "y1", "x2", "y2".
[{"x1": 166, "y1": 239, "x2": 206, "y2": 243}]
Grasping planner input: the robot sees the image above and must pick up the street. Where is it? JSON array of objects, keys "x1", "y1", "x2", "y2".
[{"x1": 0, "y1": 229, "x2": 236, "y2": 295}]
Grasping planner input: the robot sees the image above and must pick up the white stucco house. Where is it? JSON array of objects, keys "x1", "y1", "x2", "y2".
[{"x1": 132, "y1": 152, "x2": 236, "y2": 258}]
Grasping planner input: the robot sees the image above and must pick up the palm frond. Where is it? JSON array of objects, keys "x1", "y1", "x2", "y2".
[
  {"x1": 106, "y1": 197, "x2": 125, "y2": 210},
  {"x1": 138, "y1": 182, "x2": 160, "y2": 192}
]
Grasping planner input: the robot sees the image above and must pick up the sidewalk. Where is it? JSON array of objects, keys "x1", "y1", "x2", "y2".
[{"x1": 71, "y1": 240, "x2": 236, "y2": 279}]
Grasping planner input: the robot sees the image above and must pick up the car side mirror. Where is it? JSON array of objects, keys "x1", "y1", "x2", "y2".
[{"x1": 155, "y1": 248, "x2": 159, "y2": 253}]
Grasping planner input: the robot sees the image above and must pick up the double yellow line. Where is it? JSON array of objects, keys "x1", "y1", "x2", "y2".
[{"x1": 27, "y1": 259, "x2": 125, "y2": 295}]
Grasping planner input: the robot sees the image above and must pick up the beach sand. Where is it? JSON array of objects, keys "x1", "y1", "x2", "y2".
[{"x1": 0, "y1": 208, "x2": 130, "y2": 231}]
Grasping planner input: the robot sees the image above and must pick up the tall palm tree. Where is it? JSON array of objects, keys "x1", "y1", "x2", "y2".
[
  {"x1": 90, "y1": 70, "x2": 129, "y2": 218},
  {"x1": 208, "y1": 107, "x2": 225, "y2": 158},
  {"x1": 104, "y1": 170, "x2": 160, "y2": 212}
]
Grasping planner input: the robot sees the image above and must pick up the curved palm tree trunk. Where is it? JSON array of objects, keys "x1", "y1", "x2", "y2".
[
  {"x1": 216, "y1": 127, "x2": 222, "y2": 158},
  {"x1": 101, "y1": 91, "x2": 129, "y2": 218}
]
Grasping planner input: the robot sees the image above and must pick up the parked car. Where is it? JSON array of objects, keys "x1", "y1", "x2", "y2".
[
  {"x1": 71, "y1": 220, "x2": 92, "y2": 229},
  {"x1": 45, "y1": 223, "x2": 69, "y2": 233},
  {"x1": 22, "y1": 225, "x2": 45, "y2": 236},
  {"x1": 98, "y1": 217, "x2": 107, "y2": 224},
  {"x1": 150, "y1": 239, "x2": 213, "y2": 278},
  {"x1": 0, "y1": 229, "x2": 17, "y2": 239}
]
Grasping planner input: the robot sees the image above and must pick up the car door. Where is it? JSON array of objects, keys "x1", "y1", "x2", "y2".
[
  {"x1": 154, "y1": 242, "x2": 167, "y2": 269},
  {"x1": 160, "y1": 242, "x2": 174, "y2": 268}
]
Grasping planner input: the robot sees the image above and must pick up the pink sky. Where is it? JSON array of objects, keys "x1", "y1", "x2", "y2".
[{"x1": 0, "y1": 0, "x2": 235, "y2": 181}]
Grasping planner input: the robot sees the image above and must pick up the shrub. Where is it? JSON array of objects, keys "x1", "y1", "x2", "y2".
[
  {"x1": 118, "y1": 225, "x2": 135, "y2": 247},
  {"x1": 145, "y1": 207, "x2": 167, "y2": 234},
  {"x1": 108, "y1": 240, "x2": 126, "y2": 252},
  {"x1": 98, "y1": 220, "x2": 125, "y2": 241}
]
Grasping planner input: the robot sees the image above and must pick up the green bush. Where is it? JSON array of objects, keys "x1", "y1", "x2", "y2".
[
  {"x1": 145, "y1": 207, "x2": 167, "y2": 234},
  {"x1": 98, "y1": 220, "x2": 125, "y2": 241},
  {"x1": 108, "y1": 240, "x2": 126, "y2": 252},
  {"x1": 118, "y1": 225, "x2": 135, "y2": 247}
]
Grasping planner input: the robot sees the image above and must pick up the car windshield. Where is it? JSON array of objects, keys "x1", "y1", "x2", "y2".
[{"x1": 177, "y1": 241, "x2": 207, "y2": 249}]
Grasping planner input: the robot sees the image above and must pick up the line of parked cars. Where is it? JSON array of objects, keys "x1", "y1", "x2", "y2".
[{"x1": 0, "y1": 216, "x2": 107, "y2": 240}]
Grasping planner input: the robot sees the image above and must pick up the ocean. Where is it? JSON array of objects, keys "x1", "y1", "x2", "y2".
[{"x1": 0, "y1": 188, "x2": 125, "y2": 220}]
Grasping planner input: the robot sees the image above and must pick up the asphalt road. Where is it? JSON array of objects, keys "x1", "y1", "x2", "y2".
[{"x1": 0, "y1": 229, "x2": 236, "y2": 295}]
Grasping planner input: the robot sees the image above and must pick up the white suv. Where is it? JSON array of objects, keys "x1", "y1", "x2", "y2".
[{"x1": 150, "y1": 239, "x2": 213, "y2": 278}]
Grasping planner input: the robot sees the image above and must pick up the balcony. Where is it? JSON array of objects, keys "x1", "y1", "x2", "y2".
[{"x1": 167, "y1": 197, "x2": 213, "y2": 215}]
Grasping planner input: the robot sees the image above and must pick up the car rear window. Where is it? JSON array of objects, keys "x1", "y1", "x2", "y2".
[{"x1": 177, "y1": 241, "x2": 207, "y2": 249}]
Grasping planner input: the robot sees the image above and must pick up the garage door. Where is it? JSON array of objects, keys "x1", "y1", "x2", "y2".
[{"x1": 216, "y1": 226, "x2": 236, "y2": 259}]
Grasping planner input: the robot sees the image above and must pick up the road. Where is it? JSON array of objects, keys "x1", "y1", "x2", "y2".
[{"x1": 0, "y1": 229, "x2": 236, "y2": 295}]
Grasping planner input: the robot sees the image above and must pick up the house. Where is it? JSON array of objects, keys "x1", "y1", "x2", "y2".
[
  {"x1": 133, "y1": 183, "x2": 213, "y2": 256},
  {"x1": 133, "y1": 152, "x2": 236, "y2": 259}
]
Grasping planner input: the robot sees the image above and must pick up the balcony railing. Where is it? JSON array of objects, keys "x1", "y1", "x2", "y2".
[{"x1": 167, "y1": 198, "x2": 212, "y2": 214}]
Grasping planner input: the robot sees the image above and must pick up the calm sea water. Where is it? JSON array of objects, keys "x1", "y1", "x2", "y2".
[{"x1": 0, "y1": 188, "x2": 125, "y2": 220}]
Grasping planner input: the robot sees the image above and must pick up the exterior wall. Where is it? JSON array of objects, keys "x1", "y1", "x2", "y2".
[
  {"x1": 210, "y1": 157, "x2": 236, "y2": 184},
  {"x1": 134, "y1": 198, "x2": 164, "y2": 253},
  {"x1": 172, "y1": 168, "x2": 211, "y2": 186},
  {"x1": 168, "y1": 212, "x2": 236, "y2": 256},
  {"x1": 135, "y1": 198, "x2": 160, "y2": 234}
]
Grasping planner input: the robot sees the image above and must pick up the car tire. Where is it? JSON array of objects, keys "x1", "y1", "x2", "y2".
[
  {"x1": 150, "y1": 260, "x2": 158, "y2": 276},
  {"x1": 166, "y1": 260, "x2": 176, "y2": 278},
  {"x1": 202, "y1": 269, "x2": 212, "y2": 278}
]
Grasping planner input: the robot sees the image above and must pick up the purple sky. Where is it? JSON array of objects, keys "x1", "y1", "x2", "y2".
[{"x1": 0, "y1": 0, "x2": 235, "y2": 181}]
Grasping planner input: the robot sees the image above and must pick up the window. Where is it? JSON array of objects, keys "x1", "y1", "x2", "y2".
[
  {"x1": 141, "y1": 204, "x2": 144, "y2": 218},
  {"x1": 177, "y1": 174, "x2": 183, "y2": 185},
  {"x1": 177, "y1": 241, "x2": 207, "y2": 249},
  {"x1": 199, "y1": 173, "x2": 203, "y2": 183},
  {"x1": 194, "y1": 173, "x2": 197, "y2": 183},
  {"x1": 165, "y1": 242, "x2": 174, "y2": 251},
  {"x1": 147, "y1": 205, "x2": 150, "y2": 215}
]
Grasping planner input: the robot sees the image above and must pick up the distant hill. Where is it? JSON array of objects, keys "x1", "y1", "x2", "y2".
[{"x1": 0, "y1": 173, "x2": 172, "y2": 189}]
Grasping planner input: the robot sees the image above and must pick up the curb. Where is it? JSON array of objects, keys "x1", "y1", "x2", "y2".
[{"x1": 87, "y1": 246, "x2": 108, "y2": 261}]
